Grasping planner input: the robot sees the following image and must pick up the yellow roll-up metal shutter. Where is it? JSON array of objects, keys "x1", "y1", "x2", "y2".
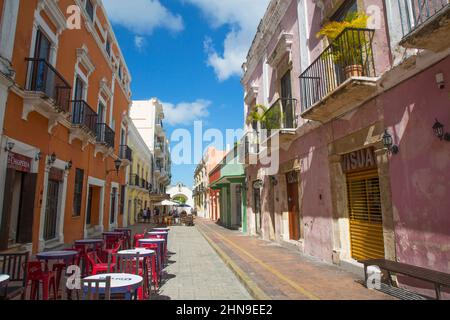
[{"x1": 347, "y1": 169, "x2": 385, "y2": 261}]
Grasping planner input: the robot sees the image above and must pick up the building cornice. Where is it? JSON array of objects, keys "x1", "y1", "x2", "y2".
[{"x1": 241, "y1": 0, "x2": 291, "y2": 85}]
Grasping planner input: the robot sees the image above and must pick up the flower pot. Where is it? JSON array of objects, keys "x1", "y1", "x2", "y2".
[{"x1": 345, "y1": 64, "x2": 364, "y2": 79}]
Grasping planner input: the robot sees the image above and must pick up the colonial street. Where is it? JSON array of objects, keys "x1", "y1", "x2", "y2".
[{"x1": 129, "y1": 220, "x2": 394, "y2": 300}]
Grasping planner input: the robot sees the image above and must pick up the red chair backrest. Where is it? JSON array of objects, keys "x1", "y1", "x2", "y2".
[
  {"x1": 25, "y1": 261, "x2": 44, "y2": 280},
  {"x1": 148, "y1": 234, "x2": 164, "y2": 240},
  {"x1": 139, "y1": 243, "x2": 158, "y2": 250},
  {"x1": 133, "y1": 234, "x2": 145, "y2": 248}
]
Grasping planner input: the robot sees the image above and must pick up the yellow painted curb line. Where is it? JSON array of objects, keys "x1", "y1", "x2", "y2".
[
  {"x1": 199, "y1": 223, "x2": 321, "y2": 301},
  {"x1": 196, "y1": 225, "x2": 271, "y2": 301}
]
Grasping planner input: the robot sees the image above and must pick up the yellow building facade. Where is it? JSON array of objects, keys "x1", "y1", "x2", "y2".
[{"x1": 124, "y1": 118, "x2": 153, "y2": 226}]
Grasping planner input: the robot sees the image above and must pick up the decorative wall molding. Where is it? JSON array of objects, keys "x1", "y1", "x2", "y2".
[
  {"x1": 76, "y1": 45, "x2": 96, "y2": 77},
  {"x1": 241, "y1": 0, "x2": 291, "y2": 85},
  {"x1": 37, "y1": 0, "x2": 67, "y2": 35}
]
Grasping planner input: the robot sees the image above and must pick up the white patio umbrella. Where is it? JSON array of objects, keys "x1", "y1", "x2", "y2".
[{"x1": 155, "y1": 199, "x2": 180, "y2": 206}]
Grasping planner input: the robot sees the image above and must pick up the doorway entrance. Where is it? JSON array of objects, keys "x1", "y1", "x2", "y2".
[
  {"x1": 0, "y1": 152, "x2": 37, "y2": 250},
  {"x1": 44, "y1": 168, "x2": 64, "y2": 241},
  {"x1": 286, "y1": 171, "x2": 301, "y2": 241},
  {"x1": 347, "y1": 169, "x2": 385, "y2": 260},
  {"x1": 253, "y1": 187, "x2": 262, "y2": 235}
]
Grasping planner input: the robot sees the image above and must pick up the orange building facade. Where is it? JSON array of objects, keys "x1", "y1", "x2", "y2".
[{"x1": 0, "y1": 0, "x2": 133, "y2": 253}]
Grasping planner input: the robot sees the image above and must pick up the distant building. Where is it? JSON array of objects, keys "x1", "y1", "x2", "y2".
[{"x1": 130, "y1": 98, "x2": 172, "y2": 211}]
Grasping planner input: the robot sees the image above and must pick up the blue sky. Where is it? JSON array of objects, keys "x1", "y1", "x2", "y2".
[{"x1": 103, "y1": 0, "x2": 270, "y2": 188}]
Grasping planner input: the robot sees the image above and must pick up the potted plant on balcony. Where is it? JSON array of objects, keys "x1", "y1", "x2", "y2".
[
  {"x1": 317, "y1": 12, "x2": 370, "y2": 79},
  {"x1": 246, "y1": 104, "x2": 282, "y2": 131}
]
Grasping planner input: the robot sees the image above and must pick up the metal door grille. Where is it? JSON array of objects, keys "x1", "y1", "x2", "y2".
[{"x1": 347, "y1": 169, "x2": 385, "y2": 261}]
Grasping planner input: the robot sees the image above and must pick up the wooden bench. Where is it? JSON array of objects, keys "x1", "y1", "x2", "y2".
[{"x1": 360, "y1": 259, "x2": 450, "y2": 300}]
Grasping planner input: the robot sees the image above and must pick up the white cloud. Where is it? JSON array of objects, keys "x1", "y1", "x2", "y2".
[
  {"x1": 184, "y1": 0, "x2": 271, "y2": 81},
  {"x1": 161, "y1": 99, "x2": 212, "y2": 126},
  {"x1": 103, "y1": 0, "x2": 184, "y2": 35},
  {"x1": 134, "y1": 35, "x2": 146, "y2": 50}
]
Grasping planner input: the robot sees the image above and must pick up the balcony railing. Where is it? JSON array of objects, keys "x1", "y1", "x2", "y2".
[
  {"x1": 25, "y1": 58, "x2": 72, "y2": 112},
  {"x1": 244, "y1": 131, "x2": 260, "y2": 155},
  {"x1": 261, "y1": 98, "x2": 298, "y2": 131},
  {"x1": 300, "y1": 28, "x2": 375, "y2": 112},
  {"x1": 71, "y1": 100, "x2": 98, "y2": 135},
  {"x1": 119, "y1": 145, "x2": 133, "y2": 162},
  {"x1": 129, "y1": 174, "x2": 140, "y2": 187},
  {"x1": 399, "y1": 0, "x2": 449, "y2": 37},
  {"x1": 96, "y1": 123, "x2": 115, "y2": 148}
]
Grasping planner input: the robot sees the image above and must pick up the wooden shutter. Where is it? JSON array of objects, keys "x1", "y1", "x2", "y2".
[
  {"x1": 17, "y1": 173, "x2": 38, "y2": 244},
  {"x1": 73, "y1": 169, "x2": 84, "y2": 217},
  {"x1": 347, "y1": 169, "x2": 385, "y2": 261},
  {"x1": 0, "y1": 169, "x2": 16, "y2": 250}
]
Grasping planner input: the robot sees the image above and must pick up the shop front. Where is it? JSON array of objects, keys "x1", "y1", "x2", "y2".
[
  {"x1": 328, "y1": 125, "x2": 396, "y2": 266},
  {"x1": 0, "y1": 148, "x2": 38, "y2": 251}
]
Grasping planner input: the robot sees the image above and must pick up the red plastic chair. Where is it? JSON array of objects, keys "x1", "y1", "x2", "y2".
[
  {"x1": 86, "y1": 251, "x2": 115, "y2": 276},
  {"x1": 101, "y1": 239, "x2": 123, "y2": 263},
  {"x1": 138, "y1": 242, "x2": 159, "y2": 291},
  {"x1": 148, "y1": 234, "x2": 167, "y2": 265},
  {"x1": 24, "y1": 261, "x2": 57, "y2": 300},
  {"x1": 133, "y1": 233, "x2": 146, "y2": 248},
  {"x1": 51, "y1": 248, "x2": 80, "y2": 296}
]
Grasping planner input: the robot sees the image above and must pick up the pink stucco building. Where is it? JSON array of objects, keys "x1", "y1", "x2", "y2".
[{"x1": 241, "y1": 0, "x2": 450, "y2": 298}]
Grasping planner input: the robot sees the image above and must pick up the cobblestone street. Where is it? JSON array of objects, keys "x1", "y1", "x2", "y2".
[{"x1": 131, "y1": 224, "x2": 252, "y2": 300}]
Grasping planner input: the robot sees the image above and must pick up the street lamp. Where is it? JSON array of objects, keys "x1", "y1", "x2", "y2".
[
  {"x1": 382, "y1": 130, "x2": 399, "y2": 155},
  {"x1": 48, "y1": 152, "x2": 57, "y2": 165},
  {"x1": 433, "y1": 119, "x2": 450, "y2": 141},
  {"x1": 65, "y1": 160, "x2": 73, "y2": 171}
]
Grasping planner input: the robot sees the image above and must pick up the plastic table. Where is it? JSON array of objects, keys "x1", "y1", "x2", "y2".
[{"x1": 81, "y1": 273, "x2": 143, "y2": 300}]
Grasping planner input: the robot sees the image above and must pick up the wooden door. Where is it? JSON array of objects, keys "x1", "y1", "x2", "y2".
[
  {"x1": 287, "y1": 173, "x2": 300, "y2": 241},
  {"x1": 253, "y1": 188, "x2": 262, "y2": 235},
  {"x1": 17, "y1": 173, "x2": 37, "y2": 244},
  {"x1": 0, "y1": 169, "x2": 16, "y2": 250},
  {"x1": 44, "y1": 179, "x2": 60, "y2": 240}
]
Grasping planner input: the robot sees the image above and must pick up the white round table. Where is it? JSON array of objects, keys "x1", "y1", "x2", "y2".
[
  {"x1": 152, "y1": 228, "x2": 170, "y2": 232},
  {"x1": 0, "y1": 274, "x2": 9, "y2": 287},
  {"x1": 117, "y1": 249, "x2": 155, "y2": 257},
  {"x1": 82, "y1": 273, "x2": 143, "y2": 299}
]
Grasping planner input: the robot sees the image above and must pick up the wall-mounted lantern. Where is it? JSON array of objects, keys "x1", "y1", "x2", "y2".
[
  {"x1": 35, "y1": 152, "x2": 42, "y2": 161},
  {"x1": 253, "y1": 179, "x2": 263, "y2": 189},
  {"x1": 270, "y1": 176, "x2": 278, "y2": 186},
  {"x1": 4, "y1": 141, "x2": 14, "y2": 152},
  {"x1": 382, "y1": 130, "x2": 399, "y2": 155},
  {"x1": 65, "y1": 160, "x2": 73, "y2": 171},
  {"x1": 48, "y1": 152, "x2": 57, "y2": 166},
  {"x1": 433, "y1": 119, "x2": 450, "y2": 141}
]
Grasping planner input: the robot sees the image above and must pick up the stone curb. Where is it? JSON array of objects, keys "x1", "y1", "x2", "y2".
[{"x1": 196, "y1": 225, "x2": 271, "y2": 301}]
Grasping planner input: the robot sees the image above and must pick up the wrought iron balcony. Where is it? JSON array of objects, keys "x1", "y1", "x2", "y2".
[
  {"x1": 399, "y1": 0, "x2": 449, "y2": 51},
  {"x1": 96, "y1": 123, "x2": 115, "y2": 149},
  {"x1": 25, "y1": 58, "x2": 72, "y2": 113},
  {"x1": 71, "y1": 100, "x2": 98, "y2": 135},
  {"x1": 129, "y1": 174, "x2": 140, "y2": 187},
  {"x1": 300, "y1": 28, "x2": 377, "y2": 122},
  {"x1": 119, "y1": 145, "x2": 133, "y2": 162},
  {"x1": 261, "y1": 98, "x2": 298, "y2": 131}
]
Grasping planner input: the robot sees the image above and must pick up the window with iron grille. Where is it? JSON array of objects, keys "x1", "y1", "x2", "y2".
[
  {"x1": 85, "y1": 0, "x2": 95, "y2": 22},
  {"x1": 73, "y1": 168, "x2": 84, "y2": 216}
]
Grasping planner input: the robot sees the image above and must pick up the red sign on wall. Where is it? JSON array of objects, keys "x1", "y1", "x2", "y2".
[{"x1": 7, "y1": 152, "x2": 32, "y2": 173}]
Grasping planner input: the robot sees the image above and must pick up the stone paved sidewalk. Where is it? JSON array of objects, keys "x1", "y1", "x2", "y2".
[
  {"x1": 196, "y1": 218, "x2": 395, "y2": 300},
  {"x1": 132, "y1": 224, "x2": 252, "y2": 300}
]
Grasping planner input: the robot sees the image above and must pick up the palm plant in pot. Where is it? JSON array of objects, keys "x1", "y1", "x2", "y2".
[
  {"x1": 317, "y1": 12, "x2": 370, "y2": 80},
  {"x1": 246, "y1": 104, "x2": 282, "y2": 132}
]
